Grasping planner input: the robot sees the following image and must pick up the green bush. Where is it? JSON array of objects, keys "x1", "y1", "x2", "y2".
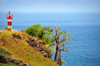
[
  {"x1": 25, "y1": 24, "x2": 44, "y2": 39},
  {"x1": 25, "y1": 24, "x2": 54, "y2": 44}
]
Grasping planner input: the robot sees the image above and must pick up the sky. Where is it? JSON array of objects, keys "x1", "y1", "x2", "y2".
[{"x1": 0, "y1": 0, "x2": 100, "y2": 12}]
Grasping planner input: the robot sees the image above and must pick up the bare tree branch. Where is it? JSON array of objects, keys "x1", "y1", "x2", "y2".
[
  {"x1": 60, "y1": 49, "x2": 64, "y2": 51},
  {"x1": 54, "y1": 26, "x2": 57, "y2": 36},
  {"x1": 63, "y1": 34, "x2": 68, "y2": 38},
  {"x1": 51, "y1": 33, "x2": 55, "y2": 38},
  {"x1": 58, "y1": 31, "x2": 66, "y2": 37},
  {"x1": 60, "y1": 38, "x2": 65, "y2": 43}
]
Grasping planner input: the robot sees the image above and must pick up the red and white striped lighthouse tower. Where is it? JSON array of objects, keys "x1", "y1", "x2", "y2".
[{"x1": 6, "y1": 10, "x2": 13, "y2": 31}]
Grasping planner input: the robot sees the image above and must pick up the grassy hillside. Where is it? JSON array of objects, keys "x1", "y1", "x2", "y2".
[
  {"x1": 0, "y1": 29, "x2": 59, "y2": 66},
  {"x1": 0, "y1": 48, "x2": 19, "y2": 66}
]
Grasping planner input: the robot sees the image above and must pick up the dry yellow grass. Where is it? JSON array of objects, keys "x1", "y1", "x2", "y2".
[{"x1": 0, "y1": 30, "x2": 59, "y2": 66}]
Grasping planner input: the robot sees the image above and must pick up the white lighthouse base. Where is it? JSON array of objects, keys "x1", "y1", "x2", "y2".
[{"x1": 8, "y1": 26, "x2": 12, "y2": 30}]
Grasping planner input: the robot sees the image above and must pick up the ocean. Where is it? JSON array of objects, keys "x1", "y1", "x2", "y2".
[{"x1": 0, "y1": 12, "x2": 100, "y2": 66}]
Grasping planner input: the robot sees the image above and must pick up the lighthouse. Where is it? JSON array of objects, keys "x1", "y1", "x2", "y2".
[{"x1": 6, "y1": 10, "x2": 13, "y2": 31}]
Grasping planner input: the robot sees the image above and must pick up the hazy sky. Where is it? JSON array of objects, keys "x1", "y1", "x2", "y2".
[{"x1": 0, "y1": 0, "x2": 100, "y2": 12}]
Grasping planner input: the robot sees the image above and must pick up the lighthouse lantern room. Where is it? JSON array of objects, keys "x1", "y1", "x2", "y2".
[{"x1": 6, "y1": 10, "x2": 13, "y2": 31}]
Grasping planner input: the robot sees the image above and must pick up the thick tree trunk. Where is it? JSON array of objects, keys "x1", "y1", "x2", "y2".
[
  {"x1": 54, "y1": 26, "x2": 61, "y2": 66},
  {"x1": 55, "y1": 43, "x2": 61, "y2": 65}
]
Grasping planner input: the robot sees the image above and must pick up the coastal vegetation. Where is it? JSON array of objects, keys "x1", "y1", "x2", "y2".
[
  {"x1": 0, "y1": 29, "x2": 59, "y2": 66},
  {"x1": 25, "y1": 24, "x2": 72, "y2": 66},
  {"x1": 0, "y1": 24, "x2": 72, "y2": 66}
]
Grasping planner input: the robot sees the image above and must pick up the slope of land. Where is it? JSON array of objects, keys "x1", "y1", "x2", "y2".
[
  {"x1": 0, "y1": 29, "x2": 59, "y2": 66},
  {"x1": 0, "y1": 48, "x2": 26, "y2": 66}
]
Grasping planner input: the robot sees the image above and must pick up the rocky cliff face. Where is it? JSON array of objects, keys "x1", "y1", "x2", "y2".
[{"x1": 11, "y1": 33, "x2": 51, "y2": 58}]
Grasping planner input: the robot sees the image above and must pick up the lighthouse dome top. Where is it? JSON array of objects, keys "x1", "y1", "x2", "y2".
[{"x1": 6, "y1": 11, "x2": 13, "y2": 19}]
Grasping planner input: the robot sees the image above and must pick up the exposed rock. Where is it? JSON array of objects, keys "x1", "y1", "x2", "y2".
[
  {"x1": 14, "y1": 60, "x2": 20, "y2": 65},
  {"x1": 0, "y1": 48, "x2": 12, "y2": 55},
  {"x1": 25, "y1": 40, "x2": 29, "y2": 43},
  {"x1": 44, "y1": 54, "x2": 47, "y2": 57},
  {"x1": 0, "y1": 55, "x2": 9, "y2": 63},
  {"x1": 25, "y1": 36, "x2": 49, "y2": 58},
  {"x1": 0, "y1": 54, "x2": 26, "y2": 66},
  {"x1": 23, "y1": 64, "x2": 27, "y2": 66},
  {"x1": 12, "y1": 34, "x2": 22, "y2": 39},
  {"x1": 8, "y1": 58, "x2": 15, "y2": 63},
  {"x1": 6, "y1": 51, "x2": 12, "y2": 55},
  {"x1": 19, "y1": 63, "x2": 26, "y2": 66}
]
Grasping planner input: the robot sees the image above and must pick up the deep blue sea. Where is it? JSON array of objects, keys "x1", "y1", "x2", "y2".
[{"x1": 0, "y1": 12, "x2": 100, "y2": 66}]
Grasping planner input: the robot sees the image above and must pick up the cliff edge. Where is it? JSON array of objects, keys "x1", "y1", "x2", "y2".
[{"x1": 0, "y1": 29, "x2": 59, "y2": 66}]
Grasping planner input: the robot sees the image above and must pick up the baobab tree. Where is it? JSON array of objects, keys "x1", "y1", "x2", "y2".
[{"x1": 50, "y1": 26, "x2": 72, "y2": 65}]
